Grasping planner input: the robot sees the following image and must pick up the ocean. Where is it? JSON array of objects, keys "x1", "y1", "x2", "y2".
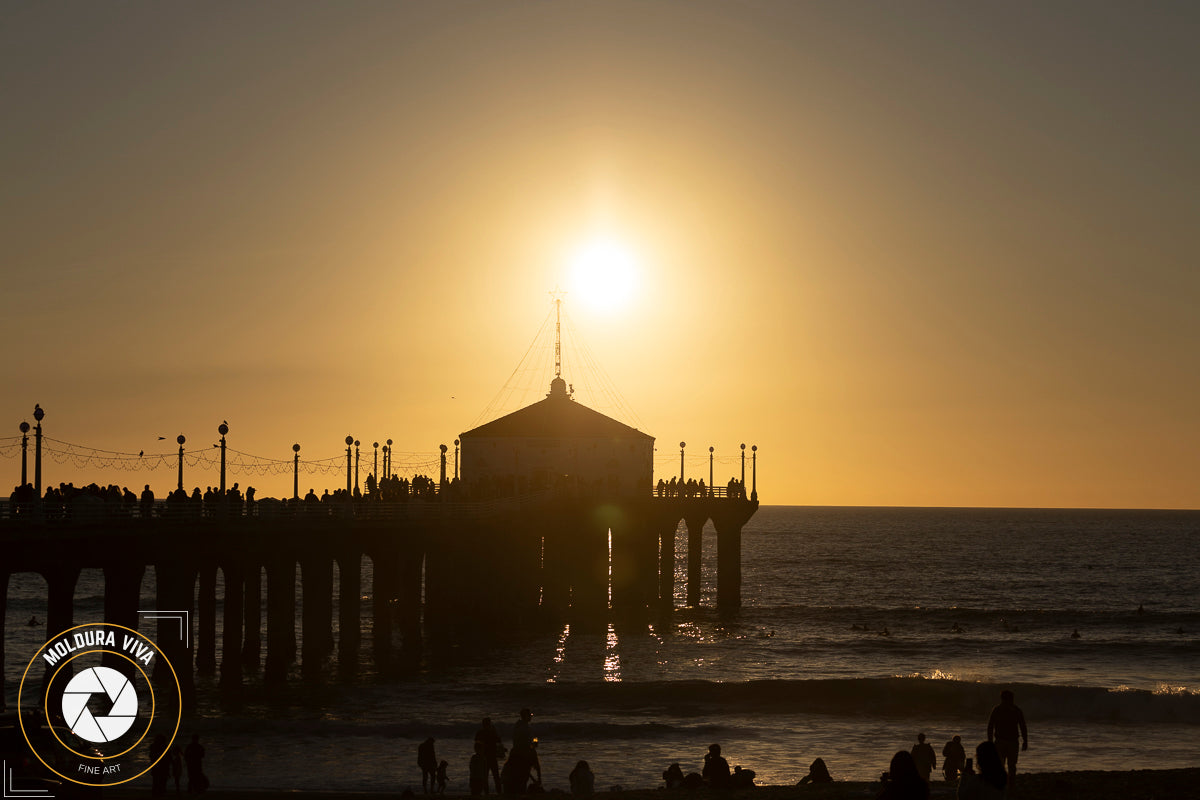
[{"x1": 5, "y1": 505, "x2": 1199, "y2": 791}]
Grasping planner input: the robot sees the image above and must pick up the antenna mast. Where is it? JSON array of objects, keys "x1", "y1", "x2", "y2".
[{"x1": 550, "y1": 288, "x2": 566, "y2": 379}]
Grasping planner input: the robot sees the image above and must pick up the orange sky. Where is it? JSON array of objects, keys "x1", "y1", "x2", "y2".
[{"x1": 3, "y1": 2, "x2": 1198, "y2": 508}]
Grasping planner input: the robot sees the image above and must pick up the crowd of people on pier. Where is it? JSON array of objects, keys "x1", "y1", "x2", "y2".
[{"x1": 655, "y1": 477, "x2": 748, "y2": 499}]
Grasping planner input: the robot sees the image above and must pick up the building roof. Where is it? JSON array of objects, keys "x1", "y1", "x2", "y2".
[{"x1": 461, "y1": 378, "x2": 653, "y2": 441}]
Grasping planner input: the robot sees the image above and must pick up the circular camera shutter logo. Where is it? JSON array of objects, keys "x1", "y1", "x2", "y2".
[{"x1": 61, "y1": 665, "x2": 139, "y2": 743}]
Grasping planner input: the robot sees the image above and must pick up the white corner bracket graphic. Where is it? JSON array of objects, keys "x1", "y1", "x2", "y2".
[
  {"x1": 137, "y1": 610, "x2": 191, "y2": 648},
  {"x1": 3, "y1": 759, "x2": 53, "y2": 797}
]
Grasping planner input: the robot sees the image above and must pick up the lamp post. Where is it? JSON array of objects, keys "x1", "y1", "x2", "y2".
[
  {"x1": 373, "y1": 442, "x2": 379, "y2": 485},
  {"x1": 679, "y1": 441, "x2": 686, "y2": 483},
  {"x1": 386, "y1": 438, "x2": 393, "y2": 480},
  {"x1": 453, "y1": 438, "x2": 460, "y2": 481},
  {"x1": 354, "y1": 440, "x2": 361, "y2": 493},
  {"x1": 708, "y1": 446, "x2": 714, "y2": 496},
  {"x1": 345, "y1": 436, "x2": 354, "y2": 495},
  {"x1": 751, "y1": 445, "x2": 758, "y2": 502},
  {"x1": 292, "y1": 444, "x2": 301, "y2": 500},
  {"x1": 439, "y1": 444, "x2": 448, "y2": 489},
  {"x1": 176, "y1": 435, "x2": 186, "y2": 492},
  {"x1": 33, "y1": 404, "x2": 44, "y2": 497},
  {"x1": 19, "y1": 421, "x2": 29, "y2": 487},
  {"x1": 740, "y1": 443, "x2": 746, "y2": 488},
  {"x1": 218, "y1": 422, "x2": 229, "y2": 494}
]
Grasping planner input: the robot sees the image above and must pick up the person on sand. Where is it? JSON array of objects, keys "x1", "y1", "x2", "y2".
[
  {"x1": 569, "y1": 760, "x2": 595, "y2": 795},
  {"x1": 877, "y1": 750, "x2": 929, "y2": 800},
  {"x1": 474, "y1": 717, "x2": 504, "y2": 793},
  {"x1": 911, "y1": 732, "x2": 936, "y2": 782},
  {"x1": 436, "y1": 760, "x2": 448, "y2": 795},
  {"x1": 509, "y1": 708, "x2": 541, "y2": 787},
  {"x1": 418, "y1": 737, "x2": 438, "y2": 793},
  {"x1": 662, "y1": 763, "x2": 685, "y2": 789},
  {"x1": 797, "y1": 757, "x2": 833, "y2": 785},
  {"x1": 987, "y1": 689, "x2": 1028, "y2": 782},
  {"x1": 730, "y1": 765, "x2": 756, "y2": 789},
  {"x1": 957, "y1": 741, "x2": 1006, "y2": 800},
  {"x1": 942, "y1": 736, "x2": 966, "y2": 782},
  {"x1": 470, "y1": 741, "x2": 487, "y2": 796},
  {"x1": 702, "y1": 743, "x2": 731, "y2": 788}
]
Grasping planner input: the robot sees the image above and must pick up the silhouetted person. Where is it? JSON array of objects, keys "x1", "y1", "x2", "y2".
[
  {"x1": 26, "y1": 615, "x2": 39, "y2": 626},
  {"x1": 418, "y1": 737, "x2": 438, "y2": 793},
  {"x1": 474, "y1": 717, "x2": 504, "y2": 793},
  {"x1": 569, "y1": 760, "x2": 595, "y2": 796},
  {"x1": 150, "y1": 734, "x2": 170, "y2": 797},
  {"x1": 702, "y1": 743, "x2": 730, "y2": 788},
  {"x1": 509, "y1": 707, "x2": 540, "y2": 786},
  {"x1": 662, "y1": 763, "x2": 685, "y2": 789},
  {"x1": 171, "y1": 745, "x2": 183, "y2": 794},
  {"x1": 911, "y1": 732, "x2": 936, "y2": 782},
  {"x1": 877, "y1": 750, "x2": 929, "y2": 800},
  {"x1": 942, "y1": 736, "x2": 965, "y2": 783},
  {"x1": 797, "y1": 758, "x2": 833, "y2": 785},
  {"x1": 436, "y1": 760, "x2": 448, "y2": 795},
  {"x1": 986, "y1": 689, "x2": 1027, "y2": 782},
  {"x1": 956, "y1": 741, "x2": 1006, "y2": 800},
  {"x1": 470, "y1": 740, "x2": 488, "y2": 796},
  {"x1": 184, "y1": 733, "x2": 206, "y2": 792},
  {"x1": 141, "y1": 484, "x2": 155, "y2": 517},
  {"x1": 730, "y1": 765, "x2": 756, "y2": 789}
]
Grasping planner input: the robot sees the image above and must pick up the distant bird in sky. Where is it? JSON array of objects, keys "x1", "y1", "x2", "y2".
[{"x1": 157, "y1": 436, "x2": 166, "y2": 440}]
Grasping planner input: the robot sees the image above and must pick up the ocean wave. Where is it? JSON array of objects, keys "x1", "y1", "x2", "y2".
[{"x1": 460, "y1": 677, "x2": 1200, "y2": 726}]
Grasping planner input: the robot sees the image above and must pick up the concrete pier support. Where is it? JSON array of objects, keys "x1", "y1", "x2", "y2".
[
  {"x1": 301, "y1": 557, "x2": 334, "y2": 676},
  {"x1": 658, "y1": 521, "x2": 677, "y2": 607},
  {"x1": 264, "y1": 559, "x2": 296, "y2": 684},
  {"x1": 337, "y1": 552, "x2": 361, "y2": 675},
  {"x1": 219, "y1": 564, "x2": 243, "y2": 689},
  {"x1": 395, "y1": 547, "x2": 423, "y2": 649},
  {"x1": 684, "y1": 514, "x2": 707, "y2": 607},
  {"x1": 242, "y1": 566, "x2": 262, "y2": 669},
  {"x1": 44, "y1": 564, "x2": 81, "y2": 685},
  {"x1": 197, "y1": 565, "x2": 218, "y2": 674},
  {"x1": 713, "y1": 504, "x2": 756, "y2": 612},
  {"x1": 370, "y1": 550, "x2": 397, "y2": 669},
  {"x1": 153, "y1": 561, "x2": 196, "y2": 709},
  {"x1": 102, "y1": 563, "x2": 145, "y2": 677}
]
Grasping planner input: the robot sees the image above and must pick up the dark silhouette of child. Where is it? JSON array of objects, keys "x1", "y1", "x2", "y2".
[
  {"x1": 662, "y1": 763, "x2": 685, "y2": 789},
  {"x1": 436, "y1": 760, "x2": 448, "y2": 795}
]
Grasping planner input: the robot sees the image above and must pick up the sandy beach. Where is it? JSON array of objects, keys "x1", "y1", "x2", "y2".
[{"x1": 97, "y1": 769, "x2": 1200, "y2": 800}]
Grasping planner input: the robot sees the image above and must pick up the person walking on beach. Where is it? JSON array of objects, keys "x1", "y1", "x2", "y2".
[
  {"x1": 507, "y1": 708, "x2": 541, "y2": 790},
  {"x1": 986, "y1": 689, "x2": 1028, "y2": 782},
  {"x1": 942, "y1": 735, "x2": 966, "y2": 782},
  {"x1": 418, "y1": 737, "x2": 438, "y2": 793},
  {"x1": 911, "y1": 732, "x2": 936, "y2": 782},
  {"x1": 474, "y1": 717, "x2": 504, "y2": 793}
]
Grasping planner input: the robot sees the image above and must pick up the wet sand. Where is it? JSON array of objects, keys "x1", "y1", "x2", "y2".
[{"x1": 102, "y1": 769, "x2": 1200, "y2": 799}]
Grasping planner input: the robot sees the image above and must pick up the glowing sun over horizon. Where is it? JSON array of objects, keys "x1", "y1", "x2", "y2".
[{"x1": 567, "y1": 237, "x2": 639, "y2": 313}]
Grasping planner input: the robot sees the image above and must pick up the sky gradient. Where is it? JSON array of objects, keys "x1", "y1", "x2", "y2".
[{"x1": 3, "y1": 2, "x2": 1198, "y2": 508}]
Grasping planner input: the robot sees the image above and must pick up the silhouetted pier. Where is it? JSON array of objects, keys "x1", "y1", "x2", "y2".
[{"x1": 1, "y1": 491, "x2": 757, "y2": 704}]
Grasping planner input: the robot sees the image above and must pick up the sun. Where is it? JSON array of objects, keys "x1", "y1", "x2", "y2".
[{"x1": 567, "y1": 238, "x2": 639, "y2": 313}]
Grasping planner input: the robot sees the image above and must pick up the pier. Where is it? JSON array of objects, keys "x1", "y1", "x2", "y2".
[{"x1": 1, "y1": 489, "x2": 757, "y2": 703}]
